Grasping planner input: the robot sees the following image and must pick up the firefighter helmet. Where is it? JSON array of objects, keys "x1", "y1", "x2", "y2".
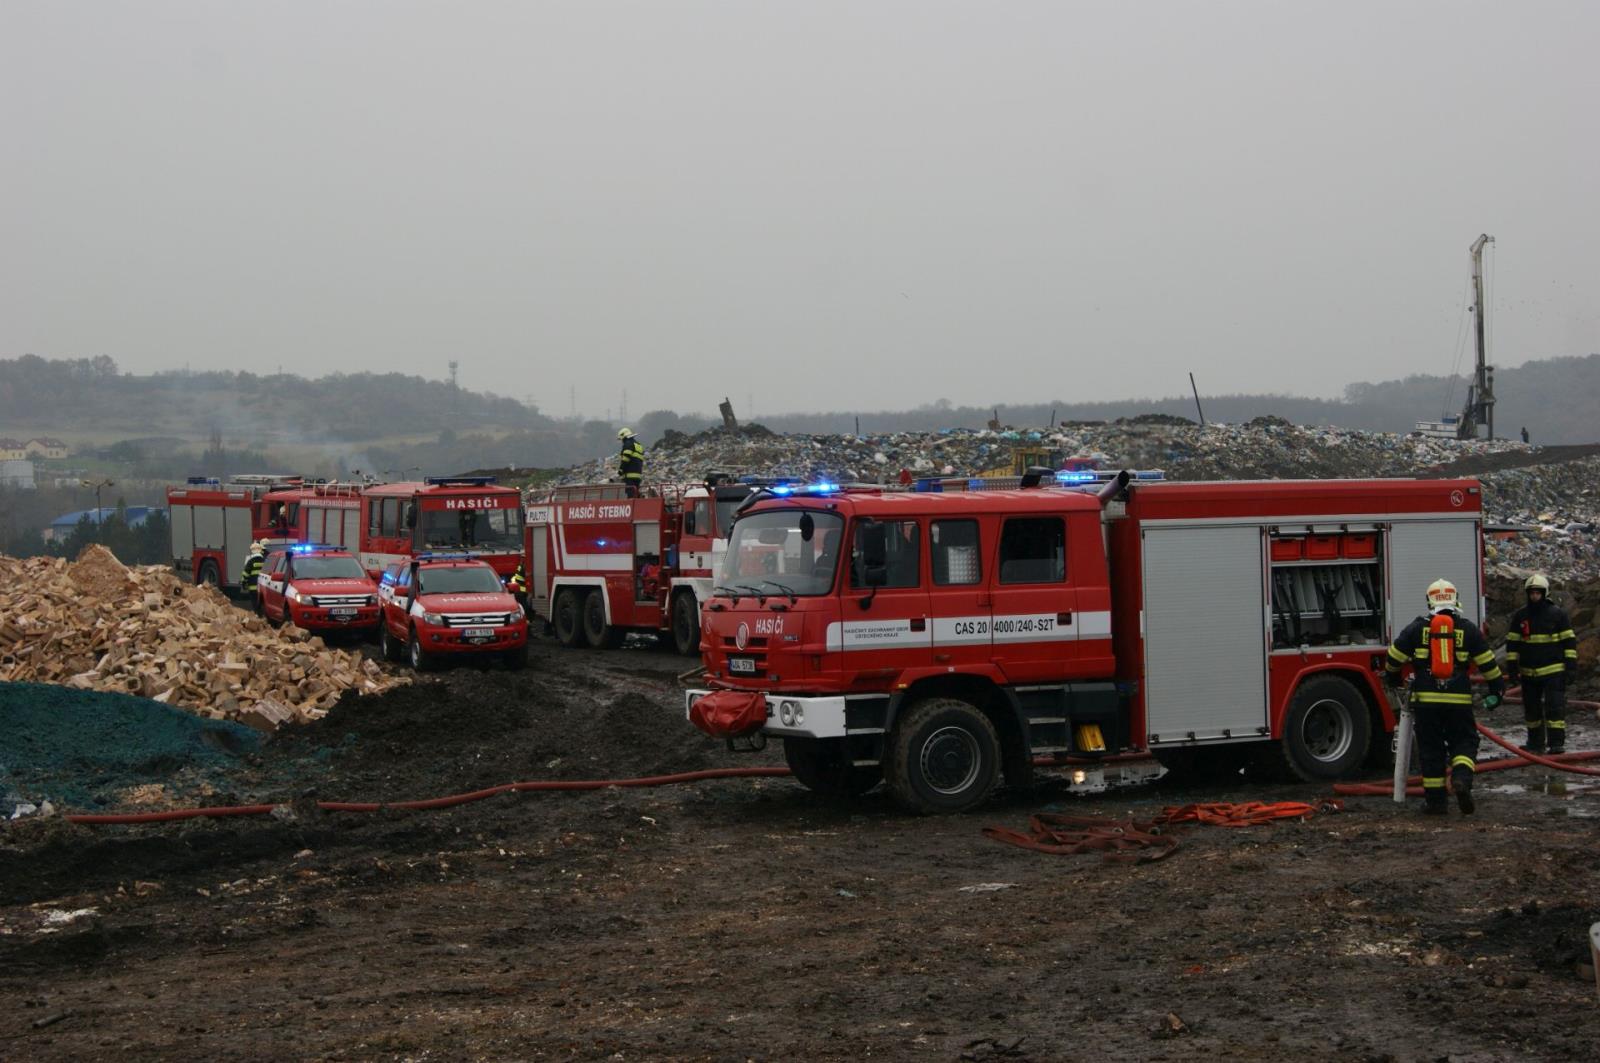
[
  {"x1": 1524, "y1": 573, "x2": 1549, "y2": 594},
  {"x1": 1425, "y1": 578, "x2": 1459, "y2": 614},
  {"x1": 250, "y1": 540, "x2": 264, "y2": 552},
  {"x1": 618, "y1": 427, "x2": 636, "y2": 440}
]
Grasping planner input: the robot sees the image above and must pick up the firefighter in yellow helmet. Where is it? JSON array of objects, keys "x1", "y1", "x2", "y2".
[
  {"x1": 1384, "y1": 579, "x2": 1505, "y2": 815},
  {"x1": 1503, "y1": 572, "x2": 1578, "y2": 755},
  {"x1": 618, "y1": 428, "x2": 645, "y2": 498}
]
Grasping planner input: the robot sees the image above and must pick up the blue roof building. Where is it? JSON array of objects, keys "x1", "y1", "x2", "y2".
[{"x1": 44, "y1": 506, "x2": 165, "y2": 542}]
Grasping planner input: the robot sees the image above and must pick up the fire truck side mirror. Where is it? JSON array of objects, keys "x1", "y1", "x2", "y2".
[{"x1": 404, "y1": 502, "x2": 418, "y2": 529}]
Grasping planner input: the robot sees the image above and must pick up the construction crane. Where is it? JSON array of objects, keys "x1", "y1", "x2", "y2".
[{"x1": 1456, "y1": 234, "x2": 1496, "y2": 440}]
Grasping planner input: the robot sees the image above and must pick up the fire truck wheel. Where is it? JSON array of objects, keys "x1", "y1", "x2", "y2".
[
  {"x1": 1280, "y1": 675, "x2": 1372, "y2": 781},
  {"x1": 582, "y1": 591, "x2": 624, "y2": 650},
  {"x1": 553, "y1": 590, "x2": 585, "y2": 648},
  {"x1": 886, "y1": 698, "x2": 1002, "y2": 814},
  {"x1": 198, "y1": 559, "x2": 220, "y2": 588},
  {"x1": 671, "y1": 592, "x2": 700, "y2": 656},
  {"x1": 407, "y1": 628, "x2": 436, "y2": 672},
  {"x1": 782, "y1": 738, "x2": 881, "y2": 798}
]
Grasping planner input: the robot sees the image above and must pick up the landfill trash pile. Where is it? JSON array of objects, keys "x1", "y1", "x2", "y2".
[
  {"x1": 0, "y1": 546, "x2": 406, "y2": 730},
  {"x1": 556, "y1": 420, "x2": 1600, "y2": 579}
]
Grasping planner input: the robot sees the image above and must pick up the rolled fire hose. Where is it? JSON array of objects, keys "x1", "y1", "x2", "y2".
[{"x1": 1390, "y1": 689, "x2": 1413, "y2": 804}]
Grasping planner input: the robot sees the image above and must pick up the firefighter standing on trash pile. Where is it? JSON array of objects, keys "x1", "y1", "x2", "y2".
[
  {"x1": 1385, "y1": 578, "x2": 1505, "y2": 815},
  {"x1": 240, "y1": 540, "x2": 266, "y2": 596},
  {"x1": 618, "y1": 428, "x2": 645, "y2": 497},
  {"x1": 1503, "y1": 572, "x2": 1578, "y2": 755}
]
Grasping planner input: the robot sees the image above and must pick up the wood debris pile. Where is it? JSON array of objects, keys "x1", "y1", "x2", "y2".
[{"x1": 0, "y1": 546, "x2": 406, "y2": 729}]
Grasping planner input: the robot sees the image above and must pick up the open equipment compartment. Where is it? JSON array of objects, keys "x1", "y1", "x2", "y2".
[{"x1": 1269, "y1": 525, "x2": 1385, "y2": 650}]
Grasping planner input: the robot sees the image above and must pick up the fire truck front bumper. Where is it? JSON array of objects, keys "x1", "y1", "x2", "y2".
[
  {"x1": 684, "y1": 689, "x2": 847, "y2": 739},
  {"x1": 291, "y1": 606, "x2": 382, "y2": 631}
]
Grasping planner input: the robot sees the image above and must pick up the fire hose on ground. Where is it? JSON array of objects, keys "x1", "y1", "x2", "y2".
[
  {"x1": 1333, "y1": 686, "x2": 1600, "y2": 798},
  {"x1": 56, "y1": 752, "x2": 1154, "y2": 826}
]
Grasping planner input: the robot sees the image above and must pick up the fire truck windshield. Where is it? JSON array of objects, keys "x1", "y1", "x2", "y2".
[
  {"x1": 417, "y1": 505, "x2": 522, "y2": 551},
  {"x1": 416, "y1": 566, "x2": 505, "y2": 596},
  {"x1": 289, "y1": 555, "x2": 367, "y2": 581},
  {"x1": 719, "y1": 510, "x2": 843, "y2": 596}
]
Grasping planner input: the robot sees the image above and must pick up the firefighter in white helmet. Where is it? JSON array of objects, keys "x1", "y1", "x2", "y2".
[
  {"x1": 1384, "y1": 578, "x2": 1505, "y2": 815},
  {"x1": 1503, "y1": 573, "x2": 1578, "y2": 755},
  {"x1": 617, "y1": 428, "x2": 645, "y2": 498},
  {"x1": 240, "y1": 540, "x2": 267, "y2": 596}
]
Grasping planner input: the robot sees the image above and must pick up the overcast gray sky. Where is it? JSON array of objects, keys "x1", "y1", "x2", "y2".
[{"x1": 3, "y1": 1, "x2": 1596, "y2": 419}]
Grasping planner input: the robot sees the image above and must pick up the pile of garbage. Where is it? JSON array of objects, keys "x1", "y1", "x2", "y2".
[
  {"x1": 0, "y1": 546, "x2": 406, "y2": 730},
  {"x1": 558, "y1": 420, "x2": 1600, "y2": 579}
]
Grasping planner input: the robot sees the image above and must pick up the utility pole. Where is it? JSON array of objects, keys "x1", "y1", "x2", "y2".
[{"x1": 1458, "y1": 234, "x2": 1495, "y2": 439}]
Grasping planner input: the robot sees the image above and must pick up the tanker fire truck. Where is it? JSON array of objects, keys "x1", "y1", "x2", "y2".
[
  {"x1": 523, "y1": 477, "x2": 762, "y2": 654},
  {"x1": 166, "y1": 474, "x2": 306, "y2": 590},
  {"x1": 686, "y1": 473, "x2": 1488, "y2": 813},
  {"x1": 357, "y1": 477, "x2": 525, "y2": 582}
]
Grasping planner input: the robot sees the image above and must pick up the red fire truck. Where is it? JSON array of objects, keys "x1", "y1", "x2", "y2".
[
  {"x1": 166, "y1": 474, "x2": 306, "y2": 590},
  {"x1": 357, "y1": 477, "x2": 525, "y2": 582},
  {"x1": 686, "y1": 474, "x2": 1488, "y2": 813},
  {"x1": 523, "y1": 477, "x2": 762, "y2": 654}
]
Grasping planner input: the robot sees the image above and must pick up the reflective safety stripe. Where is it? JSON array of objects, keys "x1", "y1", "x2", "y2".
[
  {"x1": 1388, "y1": 645, "x2": 1409, "y2": 663},
  {"x1": 1422, "y1": 777, "x2": 1445, "y2": 788},
  {"x1": 1505, "y1": 631, "x2": 1523, "y2": 642},
  {"x1": 1519, "y1": 633, "x2": 1564, "y2": 644},
  {"x1": 1412, "y1": 650, "x2": 1429, "y2": 660},
  {"x1": 1524, "y1": 718, "x2": 1544, "y2": 727},
  {"x1": 1480, "y1": 666, "x2": 1504, "y2": 680},
  {"x1": 1450, "y1": 755, "x2": 1476, "y2": 771},
  {"x1": 1472, "y1": 651, "x2": 1496, "y2": 666},
  {"x1": 1505, "y1": 651, "x2": 1519, "y2": 660},
  {"x1": 1557, "y1": 628, "x2": 1576, "y2": 640},
  {"x1": 1412, "y1": 691, "x2": 1475, "y2": 704},
  {"x1": 1564, "y1": 649, "x2": 1579, "y2": 659},
  {"x1": 1524, "y1": 663, "x2": 1566, "y2": 677},
  {"x1": 1548, "y1": 719, "x2": 1566, "y2": 730}
]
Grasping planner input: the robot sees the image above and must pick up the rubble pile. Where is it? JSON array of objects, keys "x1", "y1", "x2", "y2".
[
  {"x1": 560, "y1": 420, "x2": 1600, "y2": 578},
  {"x1": 0, "y1": 546, "x2": 406, "y2": 730}
]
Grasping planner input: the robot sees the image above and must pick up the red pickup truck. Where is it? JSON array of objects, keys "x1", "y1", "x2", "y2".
[
  {"x1": 256, "y1": 544, "x2": 381, "y2": 636},
  {"x1": 377, "y1": 553, "x2": 528, "y2": 671}
]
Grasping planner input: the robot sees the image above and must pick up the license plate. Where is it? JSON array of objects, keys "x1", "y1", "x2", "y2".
[
  {"x1": 332, "y1": 608, "x2": 358, "y2": 617},
  {"x1": 464, "y1": 627, "x2": 494, "y2": 639},
  {"x1": 728, "y1": 657, "x2": 757, "y2": 674}
]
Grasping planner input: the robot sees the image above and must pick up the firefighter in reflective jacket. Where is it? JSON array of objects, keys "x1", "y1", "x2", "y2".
[
  {"x1": 506, "y1": 562, "x2": 528, "y2": 611},
  {"x1": 240, "y1": 541, "x2": 266, "y2": 595},
  {"x1": 1385, "y1": 579, "x2": 1505, "y2": 815},
  {"x1": 1503, "y1": 573, "x2": 1578, "y2": 754},
  {"x1": 618, "y1": 428, "x2": 645, "y2": 497}
]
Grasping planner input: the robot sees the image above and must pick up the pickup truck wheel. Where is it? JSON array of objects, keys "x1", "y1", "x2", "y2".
[
  {"x1": 198, "y1": 559, "x2": 220, "y2": 588},
  {"x1": 408, "y1": 628, "x2": 435, "y2": 672},
  {"x1": 1280, "y1": 675, "x2": 1372, "y2": 781},
  {"x1": 379, "y1": 622, "x2": 401, "y2": 662},
  {"x1": 582, "y1": 590, "x2": 624, "y2": 649},
  {"x1": 553, "y1": 589, "x2": 585, "y2": 648},
  {"x1": 671, "y1": 592, "x2": 701, "y2": 656},
  {"x1": 886, "y1": 698, "x2": 1001, "y2": 814},
  {"x1": 783, "y1": 738, "x2": 881, "y2": 798}
]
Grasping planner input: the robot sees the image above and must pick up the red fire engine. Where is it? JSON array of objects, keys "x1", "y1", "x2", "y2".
[
  {"x1": 523, "y1": 477, "x2": 762, "y2": 654},
  {"x1": 357, "y1": 477, "x2": 525, "y2": 582},
  {"x1": 166, "y1": 474, "x2": 306, "y2": 589},
  {"x1": 686, "y1": 473, "x2": 1487, "y2": 813}
]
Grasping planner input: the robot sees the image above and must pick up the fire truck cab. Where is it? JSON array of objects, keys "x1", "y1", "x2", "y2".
[
  {"x1": 687, "y1": 475, "x2": 1487, "y2": 813},
  {"x1": 256, "y1": 543, "x2": 381, "y2": 635},
  {"x1": 359, "y1": 477, "x2": 525, "y2": 582},
  {"x1": 376, "y1": 553, "x2": 529, "y2": 671}
]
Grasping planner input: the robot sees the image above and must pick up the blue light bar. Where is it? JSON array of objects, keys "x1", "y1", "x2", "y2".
[
  {"x1": 290, "y1": 542, "x2": 339, "y2": 554},
  {"x1": 415, "y1": 551, "x2": 479, "y2": 562},
  {"x1": 770, "y1": 485, "x2": 794, "y2": 496},
  {"x1": 1053, "y1": 470, "x2": 1099, "y2": 484}
]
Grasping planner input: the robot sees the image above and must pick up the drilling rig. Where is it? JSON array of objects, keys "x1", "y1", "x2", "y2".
[{"x1": 1455, "y1": 233, "x2": 1496, "y2": 440}]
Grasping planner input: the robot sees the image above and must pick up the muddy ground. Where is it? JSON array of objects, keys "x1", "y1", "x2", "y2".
[{"x1": 3, "y1": 639, "x2": 1599, "y2": 1062}]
